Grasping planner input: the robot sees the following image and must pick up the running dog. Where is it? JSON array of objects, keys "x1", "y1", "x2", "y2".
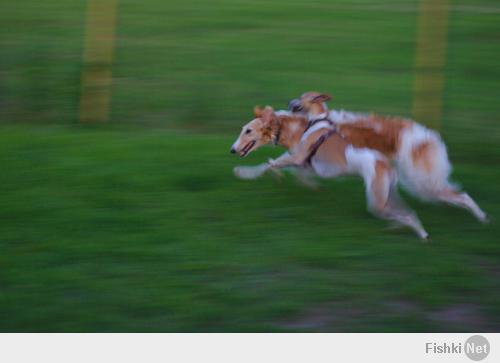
[
  {"x1": 288, "y1": 92, "x2": 488, "y2": 224},
  {"x1": 231, "y1": 106, "x2": 429, "y2": 239}
]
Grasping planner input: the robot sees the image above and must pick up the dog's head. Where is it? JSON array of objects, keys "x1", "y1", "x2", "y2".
[
  {"x1": 289, "y1": 91, "x2": 332, "y2": 114},
  {"x1": 230, "y1": 106, "x2": 277, "y2": 157}
]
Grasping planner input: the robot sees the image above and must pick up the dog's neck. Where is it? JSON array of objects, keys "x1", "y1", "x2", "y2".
[
  {"x1": 273, "y1": 115, "x2": 308, "y2": 149},
  {"x1": 308, "y1": 103, "x2": 329, "y2": 121}
]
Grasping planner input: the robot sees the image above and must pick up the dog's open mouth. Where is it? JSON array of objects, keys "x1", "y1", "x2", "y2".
[{"x1": 239, "y1": 140, "x2": 256, "y2": 157}]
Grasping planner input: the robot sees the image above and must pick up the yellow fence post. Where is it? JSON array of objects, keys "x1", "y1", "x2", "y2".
[
  {"x1": 79, "y1": 0, "x2": 118, "y2": 122},
  {"x1": 412, "y1": 0, "x2": 449, "y2": 130}
]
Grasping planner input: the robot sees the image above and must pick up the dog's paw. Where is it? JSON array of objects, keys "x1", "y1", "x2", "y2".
[
  {"x1": 421, "y1": 233, "x2": 431, "y2": 242},
  {"x1": 480, "y1": 214, "x2": 492, "y2": 224},
  {"x1": 233, "y1": 165, "x2": 267, "y2": 179}
]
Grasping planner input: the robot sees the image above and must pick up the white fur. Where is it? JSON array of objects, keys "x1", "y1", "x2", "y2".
[
  {"x1": 275, "y1": 110, "x2": 292, "y2": 116},
  {"x1": 308, "y1": 111, "x2": 329, "y2": 121},
  {"x1": 396, "y1": 123, "x2": 454, "y2": 200},
  {"x1": 329, "y1": 109, "x2": 368, "y2": 124},
  {"x1": 310, "y1": 159, "x2": 345, "y2": 178},
  {"x1": 345, "y1": 146, "x2": 378, "y2": 181},
  {"x1": 345, "y1": 146, "x2": 384, "y2": 209},
  {"x1": 231, "y1": 136, "x2": 242, "y2": 152},
  {"x1": 234, "y1": 164, "x2": 270, "y2": 179},
  {"x1": 301, "y1": 120, "x2": 333, "y2": 141}
]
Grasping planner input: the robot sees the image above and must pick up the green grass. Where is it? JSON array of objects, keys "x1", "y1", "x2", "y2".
[
  {"x1": 0, "y1": 0, "x2": 499, "y2": 331},
  {"x1": 0, "y1": 125, "x2": 499, "y2": 332}
]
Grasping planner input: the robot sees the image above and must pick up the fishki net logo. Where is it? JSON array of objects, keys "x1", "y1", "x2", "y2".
[{"x1": 426, "y1": 335, "x2": 490, "y2": 361}]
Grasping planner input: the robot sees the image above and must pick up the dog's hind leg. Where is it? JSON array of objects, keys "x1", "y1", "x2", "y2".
[
  {"x1": 398, "y1": 125, "x2": 488, "y2": 224},
  {"x1": 379, "y1": 199, "x2": 429, "y2": 240},
  {"x1": 436, "y1": 187, "x2": 489, "y2": 223},
  {"x1": 346, "y1": 146, "x2": 428, "y2": 239},
  {"x1": 367, "y1": 158, "x2": 429, "y2": 240},
  {"x1": 384, "y1": 177, "x2": 426, "y2": 233}
]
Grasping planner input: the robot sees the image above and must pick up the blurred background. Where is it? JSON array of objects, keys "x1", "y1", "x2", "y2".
[{"x1": 0, "y1": 0, "x2": 499, "y2": 332}]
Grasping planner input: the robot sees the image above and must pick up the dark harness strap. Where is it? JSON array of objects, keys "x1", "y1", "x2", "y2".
[
  {"x1": 303, "y1": 117, "x2": 332, "y2": 133},
  {"x1": 273, "y1": 124, "x2": 281, "y2": 145},
  {"x1": 304, "y1": 128, "x2": 337, "y2": 166}
]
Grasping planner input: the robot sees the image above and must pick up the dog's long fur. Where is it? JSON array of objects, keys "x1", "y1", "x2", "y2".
[
  {"x1": 289, "y1": 92, "x2": 488, "y2": 223},
  {"x1": 231, "y1": 106, "x2": 428, "y2": 239}
]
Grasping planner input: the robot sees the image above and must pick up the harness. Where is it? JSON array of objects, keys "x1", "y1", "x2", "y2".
[
  {"x1": 304, "y1": 127, "x2": 337, "y2": 166},
  {"x1": 303, "y1": 116, "x2": 332, "y2": 133},
  {"x1": 303, "y1": 113, "x2": 345, "y2": 166},
  {"x1": 273, "y1": 124, "x2": 281, "y2": 145},
  {"x1": 272, "y1": 112, "x2": 343, "y2": 166}
]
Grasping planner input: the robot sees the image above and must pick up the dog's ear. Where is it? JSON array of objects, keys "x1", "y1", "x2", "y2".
[
  {"x1": 262, "y1": 106, "x2": 274, "y2": 119},
  {"x1": 254, "y1": 106, "x2": 264, "y2": 118},
  {"x1": 312, "y1": 93, "x2": 332, "y2": 103},
  {"x1": 261, "y1": 106, "x2": 275, "y2": 126},
  {"x1": 263, "y1": 105, "x2": 274, "y2": 114}
]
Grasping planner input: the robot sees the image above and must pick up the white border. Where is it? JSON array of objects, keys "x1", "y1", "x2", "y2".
[{"x1": 0, "y1": 333, "x2": 498, "y2": 363}]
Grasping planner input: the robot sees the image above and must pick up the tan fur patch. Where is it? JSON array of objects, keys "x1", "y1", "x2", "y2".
[
  {"x1": 411, "y1": 141, "x2": 434, "y2": 173},
  {"x1": 310, "y1": 133, "x2": 348, "y2": 168},
  {"x1": 372, "y1": 159, "x2": 390, "y2": 211},
  {"x1": 275, "y1": 115, "x2": 308, "y2": 149},
  {"x1": 338, "y1": 115, "x2": 411, "y2": 158}
]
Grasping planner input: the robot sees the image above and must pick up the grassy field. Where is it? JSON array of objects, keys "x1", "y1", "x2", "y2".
[{"x1": 0, "y1": 0, "x2": 500, "y2": 331}]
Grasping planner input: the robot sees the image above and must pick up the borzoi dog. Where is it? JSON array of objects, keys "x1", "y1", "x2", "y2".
[
  {"x1": 231, "y1": 106, "x2": 429, "y2": 239},
  {"x1": 288, "y1": 92, "x2": 488, "y2": 224}
]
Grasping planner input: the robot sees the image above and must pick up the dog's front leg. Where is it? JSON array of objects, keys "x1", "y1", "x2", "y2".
[
  {"x1": 234, "y1": 149, "x2": 308, "y2": 180},
  {"x1": 268, "y1": 151, "x2": 303, "y2": 169},
  {"x1": 233, "y1": 162, "x2": 271, "y2": 179}
]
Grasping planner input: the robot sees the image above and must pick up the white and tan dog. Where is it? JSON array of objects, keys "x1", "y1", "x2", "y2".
[
  {"x1": 288, "y1": 92, "x2": 488, "y2": 223},
  {"x1": 231, "y1": 106, "x2": 429, "y2": 239}
]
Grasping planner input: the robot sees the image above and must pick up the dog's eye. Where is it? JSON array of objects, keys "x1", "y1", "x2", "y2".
[{"x1": 245, "y1": 129, "x2": 252, "y2": 134}]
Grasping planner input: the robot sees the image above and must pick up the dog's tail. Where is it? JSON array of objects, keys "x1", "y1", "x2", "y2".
[{"x1": 396, "y1": 123, "x2": 457, "y2": 200}]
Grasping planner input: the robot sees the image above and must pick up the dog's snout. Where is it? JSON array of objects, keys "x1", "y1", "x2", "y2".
[
  {"x1": 288, "y1": 99, "x2": 303, "y2": 112},
  {"x1": 230, "y1": 147, "x2": 236, "y2": 154}
]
